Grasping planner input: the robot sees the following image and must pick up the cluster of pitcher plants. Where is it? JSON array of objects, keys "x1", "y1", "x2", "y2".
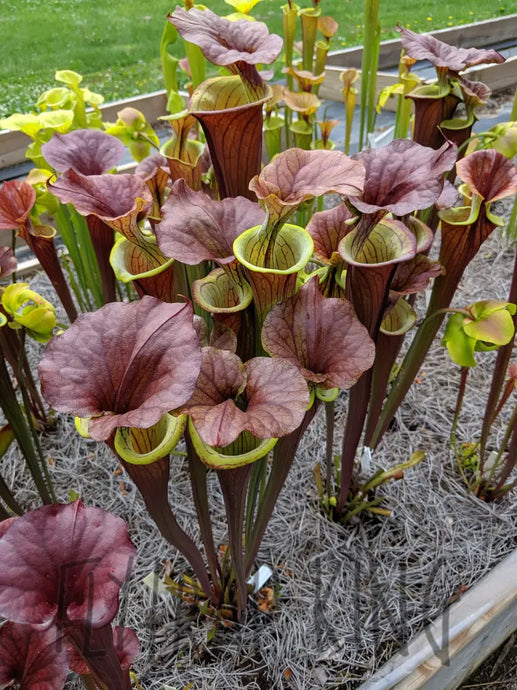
[{"x1": 1, "y1": 0, "x2": 517, "y2": 684}]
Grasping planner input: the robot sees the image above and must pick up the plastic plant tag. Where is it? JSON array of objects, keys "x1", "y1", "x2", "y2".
[
  {"x1": 361, "y1": 446, "x2": 373, "y2": 475},
  {"x1": 141, "y1": 572, "x2": 171, "y2": 602},
  {"x1": 482, "y1": 451, "x2": 499, "y2": 478},
  {"x1": 367, "y1": 125, "x2": 394, "y2": 148},
  {"x1": 247, "y1": 564, "x2": 273, "y2": 594}
]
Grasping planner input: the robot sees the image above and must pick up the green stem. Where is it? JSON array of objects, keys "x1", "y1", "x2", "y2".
[
  {"x1": 511, "y1": 86, "x2": 517, "y2": 121},
  {"x1": 343, "y1": 495, "x2": 385, "y2": 521},
  {"x1": 160, "y1": 19, "x2": 180, "y2": 102},
  {"x1": 394, "y1": 88, "x2": 412, "y2": 140},
  {"x1": 53, "y1": 204, "x2": 93, "y2": 311},
  {"x1": 62, "y1": 255, "x2": 88, "y2": 312},
  {"x1": 68, "y1": 207, "x2": 103, "y2": 308},
  {"x1": 0, "y1": 473, "x2": 23, "y2": 515},
  {"x1": 367, "y1": 17, "x2": 380, "y2": 135},
  {"x1": 489, "y1": 402, "x2": 517, "y2": 486},
  {"x1": 359, "y1": 0, "x2": 380, "y2": 150},
  {"x1": 479, "y1": 247, "x2": 517, "y2": 469},
  {"x1": 494, "y1": 406, "x2": 517, "y2": 492},
  {"x1": 450, "y1": 367, "x2": 469, "y2": 447},
  {"x1": 506, "y1": 194, "x2": 517, "y2": 243},
  {"x1": 0, "y1": 327, "x2": 48, "y2": 425},
  {"x1": 245, "y1": 455, "x2": 269, "y2": 547},
  {"x1": 10, "y1": 231, "x2": 16, "y2": 284},
  {"x1": 16, "y1": 334, "x2": 56, "y2": 502},
  {"x1": 22, "y1": 351, "x2": 47, "y2": 424},
  {"x1": 183, "y1": 41, "x2": 206, "y2": 90},
  {"x1": 325, "y1": 400, "x2": 334, "y2": 496},
  {"x1": 284, "y1": 106, "x2": 292, "y2": 150},
  {"x1": 0, "y1": 349, "x2": 52, "y2": 504},
  {"x1": 360, "y1": 450, "x2": 425, "y2": 494}
]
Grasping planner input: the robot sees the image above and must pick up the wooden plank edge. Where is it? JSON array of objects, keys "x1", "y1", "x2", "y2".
[
  {"x1": 0, "y1": 89, "x2": 171, "y2": 169},
  {"x1": 10, "y1": 257, "x2": 41, "y2": 278},
  {"x1": 357, "y1": 548, "x2": 517, "y2": 690},
  {"x1": 464, "y1": 55, "x2": 517, "y2": 92},
  {"x1": 100, "y1": 90, "x2": 168, "y2": 124},
  {"x1": 326, "y1": 14, "x2": 517, "y2": 69}
]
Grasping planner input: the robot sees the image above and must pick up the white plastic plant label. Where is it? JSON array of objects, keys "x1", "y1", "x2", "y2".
[
  {"x1": 247, "y1": 564, "x2": 273, "y2": 594},
  {"x1": 361, "y1": 446, "x2": 373, "y2": 474}
]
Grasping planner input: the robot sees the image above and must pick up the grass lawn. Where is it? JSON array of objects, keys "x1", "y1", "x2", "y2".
[{"x1": 0, "y1": 0, "x2": 516, "y2": 118}]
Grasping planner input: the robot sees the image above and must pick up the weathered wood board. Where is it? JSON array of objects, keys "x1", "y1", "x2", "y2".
[
  {"x1": 358, "y1": 549, "x2": 517, "y2": 690},
  {"x1": 0, "y1": 91, "x2": 168, "y2": 170}
]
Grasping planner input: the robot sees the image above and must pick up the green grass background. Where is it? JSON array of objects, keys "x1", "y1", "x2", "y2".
[{"x1": 0, "y1": 0, "x2": 516, "y2": 117}]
